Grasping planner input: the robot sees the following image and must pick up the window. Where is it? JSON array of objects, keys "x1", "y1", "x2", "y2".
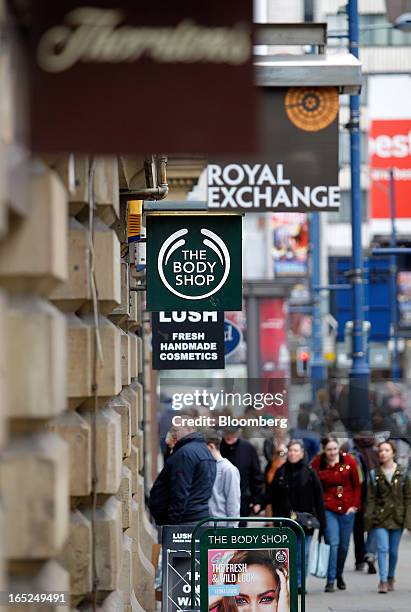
[
  {"x1": 327, "y1": 190, "x2": 368, "y2": 223},
  {"x1": 360, "y1": 14, "x2": 411, "y2": 46},
  {"x1": 327, "y1": 12, "x2": 411, "y2": 47}
]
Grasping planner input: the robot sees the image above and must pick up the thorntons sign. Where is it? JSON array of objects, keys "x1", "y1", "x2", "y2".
[
  {"x1": 29, "y1": 1, "x2": 255, "y2": 154},
  {"x1": 36, "y1": 8, "x2": 251, "y2": 72},
  {"x1": 208, "y1": 162, "x2": 340, "y2": 211}
]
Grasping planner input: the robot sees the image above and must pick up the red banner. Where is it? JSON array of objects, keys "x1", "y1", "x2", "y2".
[
  {"x1": 259, "y1": 298, "x2": 289, "y2": 378},
  {"x1": 369, "y1": 119, "x2": 411, "y2": 218}
]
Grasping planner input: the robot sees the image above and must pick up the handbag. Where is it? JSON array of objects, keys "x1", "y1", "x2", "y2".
[
  {"x1": 292, "y1": 511, "x2": 320, "y2": 530},
  {"x1": 309, "y1": 535, "x2": 330, "y2": 579}
]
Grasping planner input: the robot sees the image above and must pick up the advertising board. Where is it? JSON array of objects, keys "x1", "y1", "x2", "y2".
[
  {"x1": 146, "y1": 214, "x2": 242, "y2": 312},
  {"x1": 152, "y1": 311, "x2": 225, "y2": 370},
  {"x1": 200, "y1": 527, "x2": 298, "y2": 612}
]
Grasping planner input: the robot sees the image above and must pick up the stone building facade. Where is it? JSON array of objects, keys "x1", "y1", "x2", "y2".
[
  {"x1": 0, "y1": 5, "x2": 159, "y2": 610},
  {"x1": 0, "y1": 3, "x2": 209, "y2": 609},
  {"x1": 0, "y1": 149, "x2": 159, "y2": 610}
]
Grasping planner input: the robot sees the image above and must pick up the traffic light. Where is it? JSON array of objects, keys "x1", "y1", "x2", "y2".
[{"x1": 296, "y1": 346, "x2": 310, "y2": 376}]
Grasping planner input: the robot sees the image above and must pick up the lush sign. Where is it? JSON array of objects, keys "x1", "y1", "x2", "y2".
[
  {"x1": 152, "y1": 311, "x2": 225, "y2": 370},
  {"x1": 146, "y1": 214, "x2": 242, "y2": 311},
  {"x1": 200, "y1": 528, "x2": 298, "y2": 612},
  {"x1": 161, "y1": 525, "x2": 202, "y2": 611}
]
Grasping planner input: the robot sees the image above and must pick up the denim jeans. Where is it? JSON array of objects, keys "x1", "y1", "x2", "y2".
[
  {"x1": 374, "y1": 528, "x2": 403, "y2": 582},
  {"x1": 324, "y1": 510, "x2": 355, "y2": 582},
  {"x1": 297, "y1": 534, "x2": 312, "y2": 588},
  {"x1": 365, "y1": 527, "x2": 377, "y2": 559}
]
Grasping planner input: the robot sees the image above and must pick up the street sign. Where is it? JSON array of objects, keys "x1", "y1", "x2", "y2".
[
  {"x1": 369, "y1": 119, "x2": 411, "y2": 218},
  {"x1": 207, "y1": 87, "x2": 340, "y2": 212},
  {"x1": 146, "y1": 214, "x2": 242, "y2": 311},
  {"x1": 152, "y1": 311, "x2": 225, "y2": 370},
  {"x1": 224, "y1": 319, "x2": 242, "y2": 357},
  {"x1": 199, "y1": 527, "x2": 298, "y2": 612}
]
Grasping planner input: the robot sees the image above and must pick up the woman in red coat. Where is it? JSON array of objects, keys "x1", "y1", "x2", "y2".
[{"x1": 312, "y1": 436, "x2": 361, "y2": 593}]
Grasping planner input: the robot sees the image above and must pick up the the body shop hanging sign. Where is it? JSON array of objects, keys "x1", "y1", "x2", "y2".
[
  {"x1": 146, "y1": 214, "x2": 242, "y2": 312},
  {"x1": 28, "y1": 0, "x2": 255, "y2": 154}
]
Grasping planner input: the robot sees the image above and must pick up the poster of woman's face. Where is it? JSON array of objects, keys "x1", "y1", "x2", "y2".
[{"x1": 208, "y1": 549, "x2": 290, "y2": 612}]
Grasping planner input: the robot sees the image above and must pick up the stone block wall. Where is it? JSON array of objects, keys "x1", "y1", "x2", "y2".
[
  {"x1": 0, "y1": 16, "x2": 158, "y2": 602},
  {"x1": 0, "y1": 150, "x2": 158, "y2": 610}
]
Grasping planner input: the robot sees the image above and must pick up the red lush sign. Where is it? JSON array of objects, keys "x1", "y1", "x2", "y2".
[
  {"x1": 28, "y1": 0, "x2": 255, "y2": 154},
  {"x1": 369, "y1": 119, "x2": 411, "y2": 218}
]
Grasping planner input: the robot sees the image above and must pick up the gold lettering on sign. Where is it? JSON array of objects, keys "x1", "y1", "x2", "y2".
[{"x1": 37, "y1": 7, "x2": 251, "y2": 72}]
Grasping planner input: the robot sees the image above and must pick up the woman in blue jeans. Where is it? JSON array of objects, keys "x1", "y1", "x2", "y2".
[
  {"x1": 312, "y1": 437, "x2": 361, "y2": 592},
  {"x1": 267, "y1": 439, "x2": 326, "y2": 594},
  {"x1": 365, "y1": 440, "x2": 411, "y2": 593}
]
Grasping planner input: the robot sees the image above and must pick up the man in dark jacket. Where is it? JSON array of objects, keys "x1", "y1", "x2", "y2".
[
  {"x1": 350, "y1": 434, "x2": 379, "y2": 573},
  {"x1": 149, "y1": 420, "x2": 216, "y2": 525},
  {"x1": 220, "y1": 427, "x2": 265, "y2": 522}
]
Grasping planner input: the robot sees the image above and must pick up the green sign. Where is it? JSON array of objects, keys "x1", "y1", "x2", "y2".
[
  {"x1": 146, "y1": 214, "x2": 242, "y2": 311},
  {"x1": 200, "y1": 527, "x2": 298, "y2": 612}
]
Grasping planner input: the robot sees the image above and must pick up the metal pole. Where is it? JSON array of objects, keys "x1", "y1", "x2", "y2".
[
  {"x1": 389, "y1": 169, "x2": 401, "y2": 379},
  {"x1": 304, "y1": 0, "x2": 326, "y2": 400},
  {"x1": 246, "y1": 295, "x2": 261, "y2": 378},
  {"x1": 310, "y1": 213, "x2": 326, "y2": 399},
  {"x1": 347, "y1": 0, "x2": 370, "y2": 429}
]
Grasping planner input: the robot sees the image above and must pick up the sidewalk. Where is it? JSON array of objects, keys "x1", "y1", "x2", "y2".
[{"x1": 305, "y1": 530, "x2": 411, "y2": 611}]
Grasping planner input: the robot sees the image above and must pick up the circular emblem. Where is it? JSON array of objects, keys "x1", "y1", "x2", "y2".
[
  {"x1": 157, "y1": 227, "x2": 230, "y2": 300},
  {"x1": 284, "y1": 86, "x2": 339, "y2": 132},
  {"x1": 275, "y1": 550, "x2": 287, "y2": 564}
]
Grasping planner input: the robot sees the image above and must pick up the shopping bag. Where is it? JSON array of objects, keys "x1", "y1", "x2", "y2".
[{"x1": 309, "y1": 537, "x2": 330, "y2": 579}]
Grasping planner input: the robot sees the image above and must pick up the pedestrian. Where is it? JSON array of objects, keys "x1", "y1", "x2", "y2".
[
  {"x1": 163, "y1": 429, "x2": 177, "y2": 460},
  {"x1": 148, "y1": 417, "x2": 216, "y2": 525},
  {"x1": 322, "y1": 409, "x2": 348, "y2": 447},
  {"x1": 312, "y1": 436, "x2": 361, "y2": 593},
  {"x1": 364, "y1": 439, "x2": 411, "y2": 594},
  {"x1": 157, "y1": 394, "x2": 176, "y2": 456},
  {"x1": 267, "y1": 439, "x2": 326, "y2": 593},
  {"x1": 204, "y1": 429, "x2": 241, "y2": 526},
  {"x1": 220, "y1": 426, "x2": 265, "y2": 524},
  {"x1": 290, "y1": 410, "x2": 321, "y2": 462},
  {"x1": 265, "y1": 439, "x2": 288, "y2": 486},
  {"x1": 346, "y1": 433, "x2": 379, "y2": 574}
]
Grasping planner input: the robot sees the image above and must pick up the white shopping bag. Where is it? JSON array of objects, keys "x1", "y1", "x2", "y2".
[{"x1": 310, "y1": 537, "x2": 330, "y2": 579}]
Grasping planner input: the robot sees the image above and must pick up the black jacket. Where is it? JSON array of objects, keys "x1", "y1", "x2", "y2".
[
  {"x1": 220, "y1": 438, "x2": 265, "y2": 515},
  {"x1": 267, "y1": 459, "x2": 326, "y2": 534},
  {"x1": 149, "y1": 432, "x2": 216, "y2": 525}
]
